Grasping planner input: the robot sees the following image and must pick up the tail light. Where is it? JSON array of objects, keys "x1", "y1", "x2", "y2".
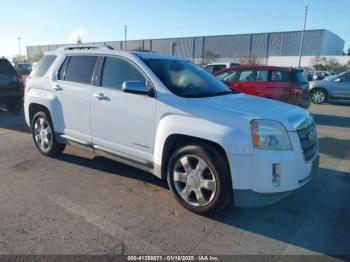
[{"x1": 289, "y1": 88, "x2": 305, "y2": 100}]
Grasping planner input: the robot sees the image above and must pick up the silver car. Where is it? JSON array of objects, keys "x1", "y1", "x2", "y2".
[{"x1": 309, "y1": 71, "x2": 350, "y2": 104}]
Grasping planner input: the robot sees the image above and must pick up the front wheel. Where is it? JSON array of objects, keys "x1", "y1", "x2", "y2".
[
  {"x1": 310, "y1": 89, "x2": 327, "y2": 104},
  {"x1": 167, "y1": 144, "x2": 232, "y2": 214},
  {"x1": 31, "y1": 112, "x2": 66, "y2": 156}
]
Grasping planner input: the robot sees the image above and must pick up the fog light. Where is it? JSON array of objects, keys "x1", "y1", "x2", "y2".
[{"x1": 272, "y1": 164, "x2": 281, "y2": 187}]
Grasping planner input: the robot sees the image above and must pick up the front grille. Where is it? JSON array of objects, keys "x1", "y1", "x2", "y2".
[{"x1": 297, "y1": 118, "x2": 318, "y2": 161}]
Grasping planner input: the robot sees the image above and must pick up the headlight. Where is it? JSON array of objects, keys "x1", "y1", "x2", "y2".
[{"x1": 251, "y1": 120, "x2": 292, "y2": 150}]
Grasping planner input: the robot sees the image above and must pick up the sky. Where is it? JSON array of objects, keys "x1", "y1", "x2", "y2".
[{"x1": 0, "y1": 0, "x2": 349, "y2": 57}]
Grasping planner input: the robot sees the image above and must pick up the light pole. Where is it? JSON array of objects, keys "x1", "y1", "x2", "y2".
[
  {"x1": 124, "y1": 25, "x2": 128, "y2": 51},
  {"x1": 18, "y1": 37, "x2": 22, "y2": 56},
  {"x1": 298, "y1": 3, "x2": 308, "y2": 68}
]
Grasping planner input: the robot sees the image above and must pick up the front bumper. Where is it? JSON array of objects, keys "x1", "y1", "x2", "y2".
[
  {"x1": 233, "y1": 155, "x2": 319, "y2": 207},
  {"x1": 227, "y1": 131, "x2": 319, "y2": 207}
]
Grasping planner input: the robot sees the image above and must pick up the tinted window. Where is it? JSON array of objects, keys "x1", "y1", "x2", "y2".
[
  {"x1": 239, "y1": 70, "x2": 254, "y2": 82},
  {"x1": 64, "y1": 56, "x2": 97, "y2": 84},
  {"x1": 32, "y1": 55, "x2": 57, "y2": 77},
  {"x1": 204, "y1": 65, "x2": 214, "y2": 74},
  {"x1": 271, "y1": 71, "x2": 290, "y2": 82},
  {"x1": 292, "y1": 71, "x2": 308, "y2": 83},
  {"x1": 58, "y1": 57, "x2": 70, "y2": 80},
  {"x1": 0, "y1": 59, "x2": 16, "y2": 74},
  {"x1": 145, "y1": 59, "x2": 233, "y2": 98},
  {"x1": 213, "y1": 65, "x2": 226, "y2": 73},
  {"x1": 101, "y1": 57, "x2": 146, "y2": 90},
  {"x1": 256, "y1": 70, "x2": 269, "y2": 81},
  {"x1": 338, "y1": 73, "x2": 350, "y2": 82},
  {"x1": 215, "y1": 70, "x2": 237, "y2": 82}
]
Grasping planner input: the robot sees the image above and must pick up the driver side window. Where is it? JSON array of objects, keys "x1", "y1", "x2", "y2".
[{"x1": 101, "y1": 57, "x2": 146, "y2": 90}]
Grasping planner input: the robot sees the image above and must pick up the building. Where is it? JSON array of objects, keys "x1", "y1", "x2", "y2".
[{"x1": 27, "y1": 29, "x2": 345, "y2": 64}]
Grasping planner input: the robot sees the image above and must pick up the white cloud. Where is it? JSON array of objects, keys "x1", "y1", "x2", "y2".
[{"x1": 69, "y1": 26, "x2": 88, "y2": 44}]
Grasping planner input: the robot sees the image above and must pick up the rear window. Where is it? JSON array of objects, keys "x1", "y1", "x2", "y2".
[
  {"x1": 271, "y1": 70, "x2": 290, "y2": 82},
  {"x1": 32, "y1": 55, "x2": 57, "y2": 77},
  {"x1": 0, "y1": 59, "x2": 16, "y2": 74},
  {"x1": 292, "y1": 70, "x2": 308, "y2": 84},
  {"x1": 63, "y1": 56, "x2": 97, "y2": 84}
]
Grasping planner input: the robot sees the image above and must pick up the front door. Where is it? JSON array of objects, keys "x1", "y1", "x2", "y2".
[{"x1": 91, "y1": 56, "x2": 157, "y2": 161}]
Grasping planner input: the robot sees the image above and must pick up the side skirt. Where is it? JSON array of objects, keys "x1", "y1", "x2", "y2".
[{"x1": 57, "y1": 134, "x2": 161, "y2": 177}]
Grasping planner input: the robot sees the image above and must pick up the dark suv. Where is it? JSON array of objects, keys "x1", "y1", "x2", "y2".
[{"x1": 0, "y1": 58, "x2": 24, "y2": 112}]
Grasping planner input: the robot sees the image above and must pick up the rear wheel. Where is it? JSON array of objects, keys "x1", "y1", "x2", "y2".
[
  {"x1": 7, "y1": 98, "x2": 22, "y2": 113},
  {"x1": 167, "y1": 144, "x2": 232, "y2": 214},
  {"x1": 310, "y1": 89, "x2": 326, "y2": 104},
  {"x1": 31, "y1": 112, "x2": 66, "y2": 156}
]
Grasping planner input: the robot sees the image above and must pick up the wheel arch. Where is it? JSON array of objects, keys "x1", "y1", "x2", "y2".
[
  {"x1": 310, "y1": 87, "x2": 329, "y2": 101},
  {"x1": 29, "y1": 103, "x2": 52, "y2": 126},
  {"x1": 160, "y1": 134, "x2": 231, "y2": 181}
]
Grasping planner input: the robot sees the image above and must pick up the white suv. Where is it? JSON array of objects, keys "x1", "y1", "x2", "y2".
[{"x1": 24, "y1": 45, "x2": 319, "y2": 213}]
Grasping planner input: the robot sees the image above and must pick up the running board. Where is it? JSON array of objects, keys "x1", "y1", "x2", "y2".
[
  {"x1": 58, "y1": 134, "x2": 156, "y2": 175},
  {"x1": 94, "y1": 145, "x2": 155, "y2": 174}
]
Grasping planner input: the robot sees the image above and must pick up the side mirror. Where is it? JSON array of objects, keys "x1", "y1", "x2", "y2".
[{"x1": 122, "y1": 81, "x2": 154, "y2": 96}]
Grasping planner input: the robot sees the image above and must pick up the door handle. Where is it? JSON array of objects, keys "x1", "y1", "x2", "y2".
[
  {"x1": 93, "y1": 93, "x2": 109, "y2": 100},
  {"x1": 54, "y1": 85, "x2": 63, "y2": 91}
]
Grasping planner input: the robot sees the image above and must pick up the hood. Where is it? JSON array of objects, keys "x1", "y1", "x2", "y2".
[{"x1": 188, "y1": 93, "x2": 310, "y2": 131}]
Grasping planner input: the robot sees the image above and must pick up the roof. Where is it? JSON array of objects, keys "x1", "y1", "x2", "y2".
[
  {"x1": 214, "y1": 65, "x2": 302, "y2": 75},
  {"x1": 47, "y1": 45, "x2": 186, "y2": 61}
]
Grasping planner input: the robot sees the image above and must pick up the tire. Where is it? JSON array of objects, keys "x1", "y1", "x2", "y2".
[
  {"x1": 167, "y1": 144, "x2": 232, "y2": 214},
  {"x1": 310, "y1": 89, "x2": 327, "y2": 104},
  {"x1": 31, "y1": 112, "x2": 66, "y2": 157},
  {"x1": 7, "y1": 99, "x2": 23, "y2": 113}
]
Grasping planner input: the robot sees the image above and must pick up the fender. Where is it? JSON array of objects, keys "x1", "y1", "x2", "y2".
[
  {"x1": 25, "y1": 88, "x2": 64, "y2": 133},
  {"x1": 153, "y1": 114, "x2": 254, "y2": 169}
]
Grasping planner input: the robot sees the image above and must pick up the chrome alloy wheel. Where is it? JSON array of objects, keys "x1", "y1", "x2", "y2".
[
  {"x1": 33, "y1": 117, "x2": 53, "y2": 152},
  {"x1": 311, "y1": 91, "x2": 325, "y2": 103},
  {"x1": 173, "y1": 155, "x2": 217, "y2": 207}
]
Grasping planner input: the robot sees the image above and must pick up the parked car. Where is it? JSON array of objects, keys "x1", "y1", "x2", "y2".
[
  {"x1": 309, "y1": 71, "x2": 350, "y2": 104},
  {"x1": 0, "y1": 58, "x2": 24, "y2": 112},
  {"x1": 309, "y1": 71, "x2": 333, "y2": 81},
  {"x1": 24, "y1": 45, "x2": 319, "y2": 213},
  {"x1": 15, "y1": 62, "x2": 32, "y2": 76},
  {"x1": 203, "y1": 62, "x2": 240, "y2": 74},
  {"x1": 214, "y1": 65, "x2": 311, "y2": 108}
]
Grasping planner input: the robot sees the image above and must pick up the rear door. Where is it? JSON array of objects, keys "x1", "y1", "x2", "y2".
[
  {"x1": 54, "y1": 55, "x2": 98, "y2": 143},
  {"x1": 233, "y1": 69, "x2": 269, "y2": 96},
  {"x1": 267, "y1": 70, "x2": 292, "y2": 102}
]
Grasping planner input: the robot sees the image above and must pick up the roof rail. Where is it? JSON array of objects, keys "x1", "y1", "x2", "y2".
[{"x1": 56, "y1": 44, "x2": 114, "y2": 51}]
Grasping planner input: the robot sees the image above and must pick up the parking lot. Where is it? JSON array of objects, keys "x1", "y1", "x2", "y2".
[{"x1": 0, "y1": 104, "x2": 349, "y2": 257}]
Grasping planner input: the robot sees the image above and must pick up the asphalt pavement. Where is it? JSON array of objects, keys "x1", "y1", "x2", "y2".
[{"x1": 0, "y1": 104, "x2": 349, "y2": 257}]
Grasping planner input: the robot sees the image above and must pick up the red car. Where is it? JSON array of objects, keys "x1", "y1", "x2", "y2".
[{"x1": 214, "y1": 65, "x2": 310, "y2": 108}]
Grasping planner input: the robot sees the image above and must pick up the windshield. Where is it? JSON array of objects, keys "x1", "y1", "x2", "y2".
[{"x1": 145, "y1": 59, "x2": 234, "y2": 98}]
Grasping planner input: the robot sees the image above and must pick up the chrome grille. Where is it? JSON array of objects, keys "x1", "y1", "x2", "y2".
[{"x1": 297, "y1": 117, "x2": 318, "y2": 161}]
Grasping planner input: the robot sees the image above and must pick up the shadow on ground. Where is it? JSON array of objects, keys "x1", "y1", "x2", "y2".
[
  {"x1": 207, "y1": 167, "x2": 350, "y2": 256},
  {"x1": 0, "y1": 109, "x2": 30, "y2": 133},
  {"x1": 55, "y1": 149, "x2": 350, "y2": 256},
  {"x1": 313, "y1": 113, "x2": 350, "y2": 129},
  {"x1": 319, "y1": 137, "x2": 350, "y2": 160}
]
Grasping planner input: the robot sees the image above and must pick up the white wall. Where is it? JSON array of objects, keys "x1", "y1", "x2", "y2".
[{"x1": 267, "y1": 56, "x2": 350, "y2": 68}]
